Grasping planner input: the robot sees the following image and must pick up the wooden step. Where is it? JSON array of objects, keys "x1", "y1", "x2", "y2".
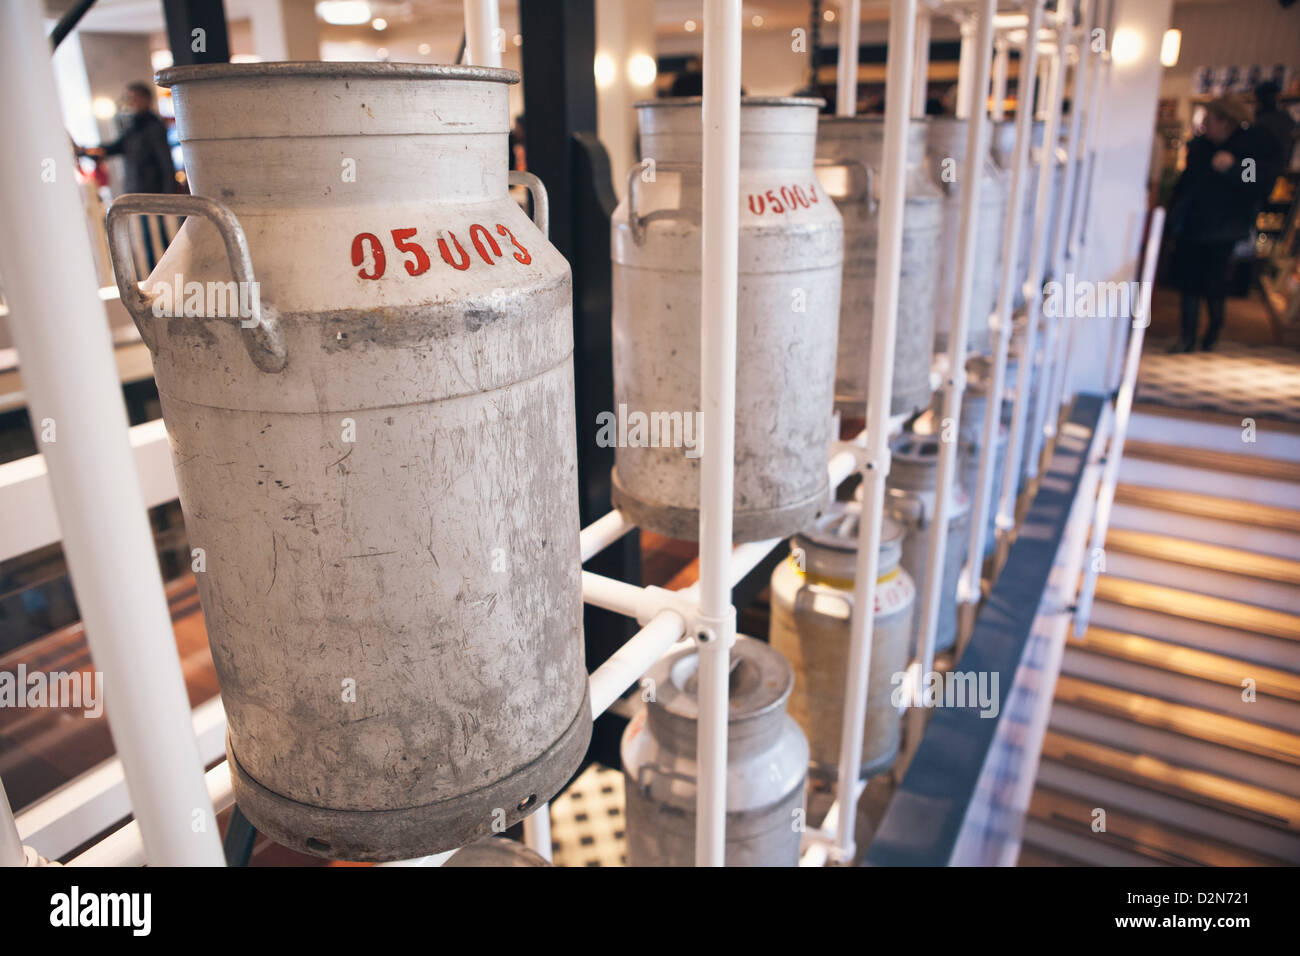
[
  {"x1": 1028, "y1": 786, "x2": 1283, "y2": 866},
  {"x1": 1072, "y1": 627, "x2": 1300, "y2": 705},
  {"x1": 1040, "y1": 731, "x2": 1300, "y2": 833},
  {"x1": 1102, "y1": 528, "x2": 1300, "y2": 587},
  {"x1": 1112, "y1": 484, "x2": 1300, "y2": 535},
  {"x1": 1053, "y1": 674, "x2": 1300, "y2": 767},
  {"x1": 1093, "y1": 576, "x2": 1300, "y2": 643},
  {"x1": 1122, "y1": 439, "x2": 1300, "y2": 484},
  {"x1": 1016, "y1": 840, "x2": 1089, "y2": 867}
]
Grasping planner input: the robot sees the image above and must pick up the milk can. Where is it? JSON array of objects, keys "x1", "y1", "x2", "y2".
[
  {"x1": 884, "y1": 433, "x2": 972, "y2": 655},
  {"x1": 621, "y1": 635, "x2": 809, "y2": 866},
  {"x1": 105, "y1": 63, "x2": 590, "y2": 861},
  {"x1": 816, "y1": 117, "x2": 944, "y2": 417},
  {"x1": 769, "y1": 504, "x2": 915, "y2": 781},
  {"x1": 927, "y1": 117, "x2": 1006, "y2": 356},
  {"x1": 611, "y1": 98, "x2": 842, "y2": 541},
  {"x1": 992, "y1": 120, "x2": 1065, "y2": 296},
  {"x1": 445, "y1": 838, "x2": 551, "y2": 867},
  {"x1": 914, "y1": 356, "x2": 1006, "y2": 561}
]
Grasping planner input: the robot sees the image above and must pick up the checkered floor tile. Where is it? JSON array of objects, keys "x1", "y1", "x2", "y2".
[
  {"x1": 1138, "y1": 340, "x2": 1300, "y2": 424},
  {"x1": 549, "y1": 765, "x2": 628, "y2": 867}
]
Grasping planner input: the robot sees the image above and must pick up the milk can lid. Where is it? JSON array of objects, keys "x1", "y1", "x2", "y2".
[
  {"x1": 649, "y1": 635, "x2": 791, "y2": 725},
  {"x1": 793, "y1": 501, "x2": 903, "y2": 564}
]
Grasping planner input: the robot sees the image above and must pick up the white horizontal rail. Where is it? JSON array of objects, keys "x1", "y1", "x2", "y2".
[
  {"x1": 16, "y1": 695, "x2": 226, "y2": 861},
  {"x1": 68, "y1": 759, "x2": 233, "y2": 867},
  {"x1": 0, "y1": 418, "x2": 176, "y2": 564}
]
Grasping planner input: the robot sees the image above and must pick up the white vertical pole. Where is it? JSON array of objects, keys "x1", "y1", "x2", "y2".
[
  {"x1": 1042, "y1": 0, "x2": 1098, "y2": 431},
  {"x1": 695, "y1": 0, "x2": 742, "y2": 869},
  {"x1": 955, "y1": 20, "x2": 975, "y2": 119},
  {"x1": 837, "y1": 0, "x2": 863, "y2": 117},
  {"x1": 911, "y1": 8, "x2": 932, "y2": 118},
  {"x1": 1075, "y1": 209, "x2": 1165, "y2": 636},
  {"x1": 990, "y1": 36, "x2": 1009, "y2": 121},
  {"x1": 0, "y1": 0, "x2": 224, "y2": 867},
  {"x1": 909, "y1": 0, "x2": 996, "y2": 746},
  {"x1": 463, "y1": 0, "x2": 503, "y2": 68},
  {"x1": 522, "y1": 803, "x2": 553, "y2": 862},
  {"x1": 960, "y1": 0, "x2": 1046, "y2": 616},
  {"x1": 1029, "y1": 0, "x2": 1089, "y2": 477},
  {"x1": 833, "y1": 0, "x2": 916, "y2": 863},
  {"x1": 996, "y1": 8, "x2": 1067, "y2": 555}
]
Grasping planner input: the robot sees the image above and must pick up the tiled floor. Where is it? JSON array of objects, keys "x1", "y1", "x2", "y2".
[
  {"x1": 1136, "y1": 340, "x2": 1300, "y2": 424},
  {"x1": 549, "y1": 764, "x2": 628, "y2": 867}
]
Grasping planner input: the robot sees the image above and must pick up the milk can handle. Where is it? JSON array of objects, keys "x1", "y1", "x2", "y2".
[
  {"x1": 625, "y1": 161, "x2": 698, "y2": 245},
  {"x1": 508, "y1": 171, "x2": 550, "y2": 238},
  {"x1": 814, "y1": 158, "x2": 876, "y2": 214},
  {"x1": 105, "y1": 193, "x2": 288, "y2": 374},
  {"x1": 793, "y1": 580, "x2": 855, "y2": 620}
]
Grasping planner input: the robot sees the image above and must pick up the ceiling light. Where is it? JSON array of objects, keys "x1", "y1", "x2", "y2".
[
  {"x1": 628, "y1": 53, "x2": 657, "y2": 86},
  {"x1": 316, "y1": 1, "x2": 371, "y2": 26},
  {"x1": 513, "y1": 34, "x2": 523, "y2": 46},
  {"x1": 1160, "y1": 29, "x2": 1181, "y2": 68},
  {"x1": 752, "y1": 15, "x2": 764, "y2": 27},
  {"x1": 92, "y1": 96, "x2": 117, "y2": 120},
  {"x1": 594, "y1": 52, "x2": 616, "y2": 88},
  {"x1": 372, "y1": 17, "x2": 387, "y2": 31},
  {"x1": 1111, "y1": 27, "x2": 1142, "y2": 65},
  {"x1": 824, "y1": 10, "x2": 835, "y2": 22},
  {"x1": 418, "y1": 42, "x2": 431, "y2": 55}
]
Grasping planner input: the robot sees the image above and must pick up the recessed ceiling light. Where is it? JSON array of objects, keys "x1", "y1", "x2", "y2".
[
  {"x1": 752, "y1": 15, "x2": 764, "y2": 28},
  {"x1": 824, "y1": 10, "x2": 836, "y2": 22},
  {"x1": 684, "y1": 20, "x2": 696, "y2": 33},
  {"x1": 372, "y1": 17, "x2": 387, "y2": 31},
  {"x1": 513, "y1": 34, "x2": 523, "y2": 46},
  {"x1": 418, "y1": 42, "x2": 431, "y2": 55}
]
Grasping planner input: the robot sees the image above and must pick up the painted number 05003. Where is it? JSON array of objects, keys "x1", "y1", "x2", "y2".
[{"x1": 350, "y1": 224, "x2": 531, "y2": 280}]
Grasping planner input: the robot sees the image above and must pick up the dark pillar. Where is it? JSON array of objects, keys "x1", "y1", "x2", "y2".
[
  {"x1": 161, "y1": 0, "x2": 230, "y2": 66},
  {"x1": 520, "y1": 0, "x2": 640, "y2": 769}
]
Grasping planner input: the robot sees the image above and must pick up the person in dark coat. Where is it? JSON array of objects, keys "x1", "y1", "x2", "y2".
[
  {"x1": 78, "y1": 82, "x2": 177, "y2": 269},
  {"x1": 1166, "y1": 97, "x2": 1264, "y2": 352}
]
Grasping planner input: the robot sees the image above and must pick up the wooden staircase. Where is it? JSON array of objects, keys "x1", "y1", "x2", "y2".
[{"x1": 1021, "y1": 404, "x2": 1300, "y2": 866}]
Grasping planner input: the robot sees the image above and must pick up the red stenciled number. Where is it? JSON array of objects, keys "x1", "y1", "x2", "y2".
[
  {"x1": 437, "y1": 232, "x2": 471, "y2": 271},
  {"x1": 791, "y1": 185, "x2": 810, "y2": 208},
  {"x1": 495, "y1": 224, "x2": 531, "y2": 265},
  {"x1": 780, "y1": 186, "x2": 796, "y2": 210},
  {"x1": 351, "y1": 232, "x2": 386, "y2": 280},
  {"x1": 469, "y1": 224, "x2": 503, "y2": 265},
  {"x1": 765, "y1": 189, "x2": 785, "y2": 214},
  {"x1": 748, "y1": 194, "x2": 766, "y2": 215},
  {"x1": 807, "y1": 182, "x2": 820, "y2": 203},
  {"x1": 390, "y1": 228, "x2": 431, "y2": 276}
]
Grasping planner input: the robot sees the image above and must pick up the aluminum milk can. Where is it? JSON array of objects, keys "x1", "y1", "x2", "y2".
[
  {"x1": 611, "y1": 98, "x2": 842, "y2": 542},
  {"x1": 884, "y1": 432, "x2": 972, "y2": 655},
  {"x1": 769, "y1": 504, "x2": 915, "y2": 780},
  {"x1": 621, "y1": 635, "x2": 809, "y2": 866},
  {"x1": 445, "y1": 838, "x2": 551, "y2": 867},
  {"x1": 816, "y1": 117, "x2": 944, "y2": 418},
  {"x1": 105, "y1": 63, "x2": 590, "y2": 861},
  {"x1": 927, "y1": 117, "x2": 1007, "y2": 356},
  {"x1": 914, "y1": 356, "x2": 1007, "y2": 561}
]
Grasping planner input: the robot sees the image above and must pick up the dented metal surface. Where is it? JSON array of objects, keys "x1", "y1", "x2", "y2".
[
  {"x1": 112, "y1": 63, "x2": 590, "y2": 861},
  {"x1": 610, "y1": 98, "x2": 842, "y2": 542}
]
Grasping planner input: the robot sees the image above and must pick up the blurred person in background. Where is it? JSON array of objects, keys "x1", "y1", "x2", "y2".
[
  {"x1": 1166, "y1": 97, "x2": 1261, "y2": 353},
  {"x1": 77, "y1": 81, "x2": 177, "y2": 270}
]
